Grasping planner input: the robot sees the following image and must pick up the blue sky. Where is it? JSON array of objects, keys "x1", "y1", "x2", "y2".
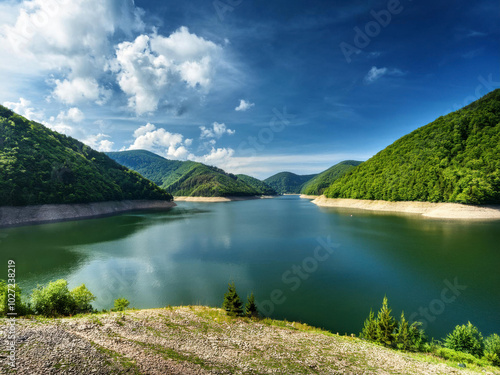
[{"x1": 0, "y1": 0, "x2": 498, "y2": 179}]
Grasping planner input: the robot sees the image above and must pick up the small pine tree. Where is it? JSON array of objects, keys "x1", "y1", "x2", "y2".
[
  {"x1": 112, "y1": 298, "x2": 130, "y2": 312},
  {"x1": 361, "y1": 309, "x2": 377, "y2": 341},
  {"x1": 245, "y1": 292, "x2": 259, "y2": 318},
  {"x1": 376, "y1": 296, "x2": 397, "y2": 347},
  {"x1": 222, "y1": 282, "x2": 243, "y2": 317},
  {"x1": 396, "y1": 311, "x2": 410, "y2": 350},
  {"x1": 408, "y1": 321, "x2": 426, "y2": 351}
]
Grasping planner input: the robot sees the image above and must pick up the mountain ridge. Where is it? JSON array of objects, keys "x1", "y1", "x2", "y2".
[
  {"x1": 301, "y1": 160, "x2": 363, "y2": 195},
  {"x1": 0, "y1": 106, "x2": 172, "y2": 207},
  {"x1": 324, "y1": 89, "x2": 500, "y2": 204},
  {"x1": 107, "y1": 150, "x2": 272, "y2": 197},
  {"x1": 264, "y1": 172, "x2": 317, "y2": 194}
]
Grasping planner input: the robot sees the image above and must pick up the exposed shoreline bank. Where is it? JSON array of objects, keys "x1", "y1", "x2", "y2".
[
  {"x1": 0, "y1": 200, "x2": 176, "y2": 228},
  {"x1": 299, "y1": 194, "x2": 320, "y2": 199},
  {"x1": 312, "y1": 196, "x2": 500, "y2": 220},
  {"x1": 174, "y1": 195, "x2": 275, "y2": 203}
]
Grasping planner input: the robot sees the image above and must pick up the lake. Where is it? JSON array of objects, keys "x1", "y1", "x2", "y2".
[{"x1": 1, "y1": 195, "x2": 499, "y2": 339}]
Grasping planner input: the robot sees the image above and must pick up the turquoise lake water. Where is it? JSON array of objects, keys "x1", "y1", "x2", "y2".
[{"x1": 1, "y1": 195, "x2": 499, "y2": 339}]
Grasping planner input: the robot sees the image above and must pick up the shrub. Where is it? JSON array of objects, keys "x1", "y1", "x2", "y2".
[
  {"x1": 0, "y1": 281, "x2": 27, "y2": 316},
  {"x1": 222, "y1": 282, "x2": 243, "y2": 317},
  {"x1": 71, "y1": 284, "x2": 96, "y2": 314},
  {"x1": 245, "y1": 292, "x2": 259, "y2": 318},
  {"x1": 112, "y1": 298, "x2": 130, "y2": 312},
  {"x1": 485, "y1": 334, "x2": 500, "y2": 365},
  {"x1": 31, "y1": 279, "x2": 73, "y2": 316},
  {"x1": 436, "y1": 347, "x2": 479, "y2": 364},
  {"x1": 30, "y1": 279, "x2": 95, "y2": 316},
  {"x1": 484, "y1": 352, "x2": 500, "y2": 366},
  {"x1": 445, "y1": 322, "x2": 485, "y2": 358}
]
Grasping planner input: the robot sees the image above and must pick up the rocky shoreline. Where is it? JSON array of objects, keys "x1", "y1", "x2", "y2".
[
  {"x1": 0, "y1": 200, "x2": 176, "y2": 228},
  {"x1": 311, "y1": 196, "x2": 500, "y2": 220}
]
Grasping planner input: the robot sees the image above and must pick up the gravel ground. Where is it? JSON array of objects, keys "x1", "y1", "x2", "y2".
[{"x1": 1, "y1": 307, "x2": 499, "y2": 375}]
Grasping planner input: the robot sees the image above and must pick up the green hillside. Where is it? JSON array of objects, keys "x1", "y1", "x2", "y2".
[
  {"x1": 0, "y1": 106, "x2": 172, "y2": 206},
  {"x1": 107, "y1": 150, "x2": 260, "y2": 197},
  {"x1": 236, "y1": 174, "x2": 277, "y2": 195},
  {"x1": 264, "y1": 172, "x2": 317, "y2": 194},
  {"x1": 325, "y1": 89, "x2": 500, "y2": 204},
  {"x1": 301, "y1": 160, "x2": 362, "y2": 195}
]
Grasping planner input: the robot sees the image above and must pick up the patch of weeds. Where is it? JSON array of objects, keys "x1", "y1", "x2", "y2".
[
  {"x1": 163, "y1": 318, "x2": 179, "y2": 329},
  {"x1": 133, "y1": 340, "x2": 236, "y2": 373},
  {"x1": 192, "y1": 307, "x2": 234, "y2": 325},
  {"x1": 88, "y1": 315, "x2": 103, "y2": 326},
  {"x1": 114, "y1": 315, "x2": 126, "y2": 326},
  {"x1": 406, "y1": 349, "x2": 500, "y2": 374},
  {"x1": 90, "y1": 340, "x2": 142, "y2": 374}
]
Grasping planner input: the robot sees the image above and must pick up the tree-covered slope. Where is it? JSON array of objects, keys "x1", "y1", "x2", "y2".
[
  {"x1": 236, "y1": 174, "x2": 277, "y2": 195},
  {"x1": 325, "y1": 89, "x2": 500, "y2": 204},
  {"x1": 264, "y1": 172, "x2": 317, "y2": 194},
  {"x1": 107, "y1": 150, "x2": 260, "y2": 197},
  {"x1": 301, "y1": 161, "x2": 363, "y2": 195},
  {"x1": 0, "y1": 106, "x2": 172, "y2": 206}
]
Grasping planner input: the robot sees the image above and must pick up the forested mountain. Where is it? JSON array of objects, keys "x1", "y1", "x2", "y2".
[
  {"x1": 264, "y1": 172, "x2": 317, "y2": 194},
  {"x1": 107, "y1": 150, "x2": 261, "y2": 197},
  {"x1": 236, "y1": 174, "x2": 277, "y2": 195},
  {"x1": 0, "y1": 106, "x2": 172, "y2": 206},
  {"x1": 325, "y1": 89, "x2": 500, "y2": 204},
  {"x1": 301, "y1": 161, "x2": 362, "y2": 195}
]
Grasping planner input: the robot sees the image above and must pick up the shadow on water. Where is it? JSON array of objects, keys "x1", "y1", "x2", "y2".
[{"x1": 0, "y1": 206, "x2": 207, "y2": 286}]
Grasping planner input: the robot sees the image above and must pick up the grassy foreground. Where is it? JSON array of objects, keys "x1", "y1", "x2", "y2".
[{"x1": 1, "y1": 306, "x2": 499, "y2": 375}]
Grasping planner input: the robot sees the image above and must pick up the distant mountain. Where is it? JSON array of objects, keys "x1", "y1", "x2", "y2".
[
  {"x1": 325, "y1": 89, "x2": 500, "y2": 204},
  {"x1": 107, "y1": 150, "x2": 260, "y2": 197},
  {"x1": 301, "y1": 161, "x2": 362, "y2": 195},
  {"x1": 0, "y1": 106, "x2": 172, "y2": 206},
  {"x1": 236, "y1": 174, "x2": 277, "y2": 195},
  {"x1": 264, "y1": 172, "x2": 317, "y2": 194}
]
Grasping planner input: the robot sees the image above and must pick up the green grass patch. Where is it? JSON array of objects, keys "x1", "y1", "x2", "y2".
[
  {"x1": 133, "y1": 340, "x2": 236, "y2": 373},
  {"x1": 91, "y1": 340, "x2": 142, "y2": 374}
]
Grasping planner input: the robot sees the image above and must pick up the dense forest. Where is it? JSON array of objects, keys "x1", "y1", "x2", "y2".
[
  {"x1": 301, "y1": 160, "x2": 362, "y2": 195},
  {"x1": 0, "y1": 106, "x2": 171, "y2": 206},
  {"x1": 235, "y1": 174, "x2": 277, "y2": 195},
  {"x1": 264, "y1": 172, "x2": 317, "y2": 194},
  {"x1": 325, "y1": 89, "x2": 500, "y2": 204},
  {"x1": 107, "y1": 150, "x2": 265, "y2": 197}
]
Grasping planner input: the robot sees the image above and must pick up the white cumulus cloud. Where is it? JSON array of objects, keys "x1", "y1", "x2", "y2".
[
  {"x1": 53, "y1": 78, "x2": 111, "y2": 105},
  {"x1": 56, "y1": 107, "x2": 85, "y2": 123},
  {"x1": 128, "y1": 123, "x2": 191, "y2": 159},
  {"x1": 199, "y1": 122, "x2": 235, "y2": 139},
  {"x1": 84, "y1": 133, "x2": 115, "y2": 152},
  {"x1": 190, "y1": 147, "x2": 235, "y2": 166},
  {"x1": 2, "y1": 0, "x2": 144, "y2": 105},
  {"x1": 235, "y1": 99, "x2": 255, "y2": 111},
  {"x1": 112, "y1": 27, "x2": 223, "y2": 115},
  {"x1": 3, "y1": 97, "x2": 44, "y2": 122}
]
